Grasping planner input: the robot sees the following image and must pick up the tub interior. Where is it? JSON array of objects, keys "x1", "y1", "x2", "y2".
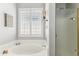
[{"x1": 12, "y1": 44, "x2": 44, "y2": 55}]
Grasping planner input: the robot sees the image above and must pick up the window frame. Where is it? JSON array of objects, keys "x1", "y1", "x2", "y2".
[{"x1": 17, "y1": 8, "x2": 45, "y2": 38}]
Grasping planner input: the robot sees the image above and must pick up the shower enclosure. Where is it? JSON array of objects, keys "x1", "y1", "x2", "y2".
[{"x1": 55, "y1": 3, "x2": 77, "y2": 56}]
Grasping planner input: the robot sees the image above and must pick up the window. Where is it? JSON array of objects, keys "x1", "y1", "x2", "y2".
[{"x1": 18, "y1": 8, "x2": 44, "y2": 37}]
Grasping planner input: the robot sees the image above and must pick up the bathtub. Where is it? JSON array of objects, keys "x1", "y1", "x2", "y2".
[{"x1": 0, "y1": 40, "x2": 48, "y2": 56}]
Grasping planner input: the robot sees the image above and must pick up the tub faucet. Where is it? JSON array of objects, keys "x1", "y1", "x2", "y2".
[
  {"x1": 2, "y1": 50, "x2": 8, "y2": 55},
  {"x1": 15, "y1": 42, "x2": 21, "y2": 46}
]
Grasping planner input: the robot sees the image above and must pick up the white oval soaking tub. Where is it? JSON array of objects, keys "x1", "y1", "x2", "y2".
[{"x1": 0, "y1": 40, "x2": 48, "y2": 56}]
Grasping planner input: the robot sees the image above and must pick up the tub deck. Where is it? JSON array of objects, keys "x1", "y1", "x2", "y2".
[{"x1": 0, "y1": 40, "x2": 48, "y2": 56}]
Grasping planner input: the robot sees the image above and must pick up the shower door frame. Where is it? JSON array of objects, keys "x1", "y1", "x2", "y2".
[{"x1": 77, "y1": 8, "x2": 79, "y2": 56}]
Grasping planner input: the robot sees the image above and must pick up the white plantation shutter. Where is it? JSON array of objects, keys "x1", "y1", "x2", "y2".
[{"x1": 18, "y1": 8, "x2": 43, "y2": 37}]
